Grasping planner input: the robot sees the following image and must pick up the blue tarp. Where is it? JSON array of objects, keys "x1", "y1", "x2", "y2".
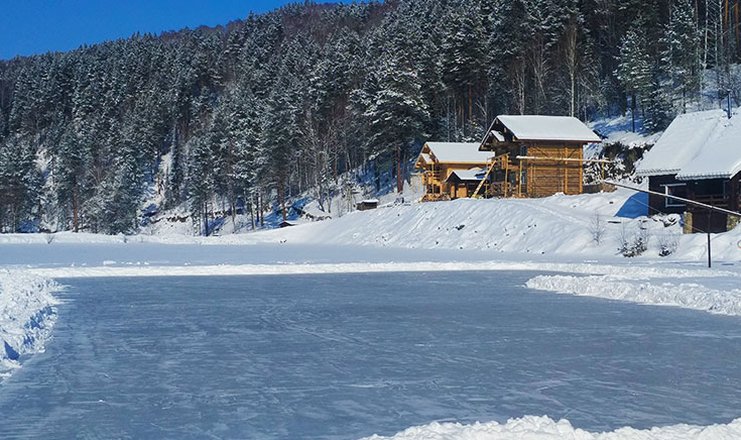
[{"x1": 615, "y1": 192, "x2": 649, "y2": 218}]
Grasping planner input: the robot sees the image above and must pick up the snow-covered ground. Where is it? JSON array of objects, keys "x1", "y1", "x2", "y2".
[{"x1": 1, "y1": 187, "x2": 740, "y2": 439}]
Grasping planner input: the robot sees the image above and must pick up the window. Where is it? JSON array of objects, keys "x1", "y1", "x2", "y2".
[
  {"x1": 663, "y1": 183, "x2": 687, "y2": 208},
  {"x1": 692, "y1": 179, "x2": 725, "y2": 196}
]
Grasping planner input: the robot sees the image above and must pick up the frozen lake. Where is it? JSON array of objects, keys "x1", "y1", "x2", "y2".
[{"x1": 1, "y1": 271, "x2": 740, "y2": 439}]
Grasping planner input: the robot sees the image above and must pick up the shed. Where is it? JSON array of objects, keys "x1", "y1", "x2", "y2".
[
  {"x1": 356, "y1": 199, "x2": 379, "y2": 211},
  {"x1": 636, "y1": 108, "x2": 741, "y2": 232},
  {"x1": 415, "y1": 142, "x2": 494, "y2": 201},
  {"x1": 444, "y1": 168, "x2": 487, "y2": 199}
]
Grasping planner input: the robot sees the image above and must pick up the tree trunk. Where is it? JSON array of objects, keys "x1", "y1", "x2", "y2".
[
  {"x1": 202, "y1": 203, "x2": 209, "y2": 237},
  {"x1": 250, "y1": 194, "x2": 255, "y2": 230},
  {"x1": 278, "y1": 178, "x2": 287, "y2": 222},
  {"x1": 396, "y1": 146, "x2": 404, "y2": 194},
  {"x1": 72, "y1": 185, "x2": 79, "y2": 233}
]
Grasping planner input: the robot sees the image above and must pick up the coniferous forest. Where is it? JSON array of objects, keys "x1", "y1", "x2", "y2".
[{"x1": 1, "y1": 0, "x2": 740, "y2": 234}]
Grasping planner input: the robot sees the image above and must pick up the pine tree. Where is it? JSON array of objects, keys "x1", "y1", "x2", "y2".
[
  {"x1": 441, "y1": 1, "x2": 488, "y2": 134},
  {"x1": 187, "y1": 134, "x2": 215, "y2": 236},
  {"x1": 0, "y1": 137, "x2": 41, "y2": 232},
  {"x1": 261, "y1": 78, "x2": 303, "y2": 221},
  {"x1": 661, "y1": 0, "x2": 701, "y2": 112},
  {"x1": 53, "y1": 128, "x2": 93, "y2": 232},
  {"x1": 362, "y1": 52, "x2": 430, "y2": 194},
  {"x1": 616, "y1": 28, "x2": 652, "y2": 131}
]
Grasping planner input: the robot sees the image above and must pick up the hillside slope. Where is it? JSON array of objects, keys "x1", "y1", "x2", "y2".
[{"x1": 252, "y1": 189, "x2": 741, "y2": 262}]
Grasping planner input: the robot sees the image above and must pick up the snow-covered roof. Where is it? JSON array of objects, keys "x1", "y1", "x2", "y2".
[
  {"x1": 495, "y1": 115, "x2": 601, "y2": 143},
  {"x1": 491, "y1": 130, "x2": 506, "y2": 142},
  {"x1": 636, "y1": 108, "x2": 741, "y2": 180},
  {"x1": 418, "y1": 153, "x2": 432, "y2": 164},
  {"x1": 676, "y1": 113, "x2": 741, "y2": 180},
  {"x1": 424, "y1": 142, "x2": 494, "y2": 163},
  {"x1": 636, "y1": 109, "x2": 728, "y2": 177},
  {"x1": 446, "y1": 168, "x2": 486, "y2": 182}
]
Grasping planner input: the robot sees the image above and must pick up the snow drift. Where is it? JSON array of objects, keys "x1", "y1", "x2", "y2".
[
  {"x1": 361, "y1": 415, "x2": 741, "y2": 440},
  {"x1": 0, "y1": 271, "x2": 60, "y2": 381},
  {"x1": 527, "y1": 274, "x2": 741, "y2": 316}
]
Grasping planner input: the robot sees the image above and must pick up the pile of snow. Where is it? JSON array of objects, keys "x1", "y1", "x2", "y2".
[
  {"x1": 0, "y1": 271, "x2": 60, "y2": 381},
  {"x1": 527, "y1": 274, "x2": 741, "y2": 316},
  {"x1": 362, "y1": 415, "x2": 741, "y2": 440}
]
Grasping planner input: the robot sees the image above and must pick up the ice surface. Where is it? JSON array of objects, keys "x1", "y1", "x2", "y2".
[
  {"x1": 0, "y1": 273, "x2": 740, "y2": 439},
  {"x1": 1, "y1": 184, "x2": 740, "y2": 438}
]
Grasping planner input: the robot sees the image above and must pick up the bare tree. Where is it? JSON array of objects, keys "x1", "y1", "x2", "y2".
[{"x1": 589, "y1": 213, "x2": 607, "y2": 244}]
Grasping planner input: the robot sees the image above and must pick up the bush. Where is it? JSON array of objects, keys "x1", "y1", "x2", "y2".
[{"x1": 618, "y1": 223, "x2": 650, "y2": 257}]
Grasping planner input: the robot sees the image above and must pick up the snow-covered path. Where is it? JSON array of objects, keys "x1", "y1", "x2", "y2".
[{"x1": 1, "y1": 273, "x2": 740, "y2": 440}]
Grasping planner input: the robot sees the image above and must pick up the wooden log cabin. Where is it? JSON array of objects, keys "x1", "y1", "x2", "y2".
[
  {"x1": 477, "y1": 115, "x2": 601, "y2": 197},
  {"x1": 637, "y1": 108, "x2": 741, "y2": 233},
  {"x1": 415, "y1": 142, "x2": 494, "y2": 201}
]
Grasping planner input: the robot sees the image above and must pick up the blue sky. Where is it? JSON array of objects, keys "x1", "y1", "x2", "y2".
[{"x1": 0, "y1": 0, "x2": 308, "y2": 60}]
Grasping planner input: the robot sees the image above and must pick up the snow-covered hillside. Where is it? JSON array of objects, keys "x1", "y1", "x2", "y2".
[{"x1": 254, "y1": 188, "x2": 741, "y2": 262}]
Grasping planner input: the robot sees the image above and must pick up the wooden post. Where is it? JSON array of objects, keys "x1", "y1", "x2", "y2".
[
  {"x1": 563, "y1": 147, "x2": 567, "y2": 193},
  {"x1": 707, "y1": 210, "x2": 712, "y2": 268},
  {"x1": 504, "y1": 156, "x2": 509, "y2": 197},
  {"x1": 707, "y1": 230, "x2": 712, "y2": 268},
  {"x1": 518, "y1": 160, "x2": 523, "y2": 197}
]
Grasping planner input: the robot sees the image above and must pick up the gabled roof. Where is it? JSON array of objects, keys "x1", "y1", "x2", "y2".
[
  {"x1": 424, "y1": 142, "x2": 494, "y2": 163},
  {"x1": 446, "y1": 168, "x2": 486, "y2": 182},
  {"x1": 636, "y1": 108, "x2": 741, "y2": 180},
  {"x1": 675, "y1": 113, "x2": 741, "y2": 180},
  {"x1": 493, "y1": 115, "x2": 601, "y2": 143},
  {"x1": 636, "y1": 109, "x2": 727, "y2": 177}
]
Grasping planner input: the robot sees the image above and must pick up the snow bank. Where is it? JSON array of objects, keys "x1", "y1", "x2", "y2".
[
  {"x1": 362, "y1": 415, "x2": 741, "y2": 440},
  {"x1": 0, "y1": 271, "x2": 60, "y2": 381},
  {"x1": 23, "y1": 259, "x2": 735, "y2": 280},
  {"x1": 527, "y1": 274, "x2": 741, "y2": 316}
]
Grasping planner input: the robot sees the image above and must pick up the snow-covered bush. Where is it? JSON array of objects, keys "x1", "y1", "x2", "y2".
[
  {"x1": 618, "y1": 222, "x2": 650, "y2": 257},
  {"x1": 658, "y1": 233, "x2": 680, "y2": 257}
]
